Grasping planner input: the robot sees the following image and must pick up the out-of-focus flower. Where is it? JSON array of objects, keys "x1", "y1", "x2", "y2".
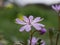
[
  {"x1": 11, "y1": 36, "x2": 24, "y2": 45},
  {"x1": 28, "y1": 37, "x2": 38, "y2": 45},
  {"x1": 4, "y1": 2, "x2": 14, "y2": 8},
  {"x1": 39, "y1": 27, "x2": 46, "y2": 35},
  {"x1": 52, "y1": 5, "x2": 60, "y2": 12},
  {"x1": 13, "y1": 41, "x2": 23, "y2": 45},
  {"x1": 16, "y1": 15, "x2": 44, "y2": 32},
  {"x1": 40, "y1": 40, "x2": 45, "y2": 45},
  {"x1": 37, "y1": 39, "x2": 45, "y2": 45},
  {"x1": 0, "y1": 0, "x2": 3, "y2": 7},
  {"x1": 8, "y1": 0, "x2": 60, "y2": 6},
  {"x1": 28, "y1": 37, "x2": 45, "y2": 45}
]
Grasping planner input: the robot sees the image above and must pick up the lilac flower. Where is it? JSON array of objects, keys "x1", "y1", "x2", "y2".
[
  {"x1": 16, "y1": 15, "x2": 44, "y2": 32},
  {"x1": 28, "y1": 37, "x2": 38, "y2": 45},
  {"x1": 52, "y1": 5, "x2": 60, "y2": 12},
  {"x1": 28, "y1": 37, "x2": 45, "y2": 45},
  {"x1": 39, "y1": 27, "x2": 46, "y2": 35}
]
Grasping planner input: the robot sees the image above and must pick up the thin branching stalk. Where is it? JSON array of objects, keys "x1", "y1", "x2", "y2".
[
  {"x1": 56, "y1": 32, "x2": 60, "y2": 45},
  {"x1": 30, "y1": 30, "x2": 36, "y2": 45}
]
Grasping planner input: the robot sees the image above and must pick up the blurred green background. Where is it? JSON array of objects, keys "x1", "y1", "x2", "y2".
[{"x1": 0, "y1": 4, "x2": 59, "y2": 45}]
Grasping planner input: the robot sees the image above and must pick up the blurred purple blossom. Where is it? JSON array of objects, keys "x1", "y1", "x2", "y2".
[
  {"x1": 41, "y1": 40, "x2": 45, "y2": 45},
  {"x1": 28, "y1": 37, "x2": 38, "y2": 45},
  {"x1": 52, "y1": 5, "x2": 60, "y2": 12},
  {"x1": 39, "y1": 27, "x2": 46, "y2": 35},
  {"x1": 16, "y1": 15, "x2": 45, "y2": 32},
  {"x1": 28, "y1": 37, "x2": 45, "y2": 45}
]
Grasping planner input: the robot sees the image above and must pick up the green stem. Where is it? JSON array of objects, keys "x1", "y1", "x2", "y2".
[
  {"x1": 55, "y1": 13, "x2": 60, "y2": 45},
  {"x1": 56, "y1": 32, "x2": 60, "y2": 45},
  {"x1": 58, "y1": 13, "x2": 60, "y2": 32},
  {"x1": 49, "y1": 28, "x2": 53, "y2": 45}
]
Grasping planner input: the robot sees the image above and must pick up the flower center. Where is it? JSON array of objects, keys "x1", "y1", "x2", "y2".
[{"x1": 27, "y1": 19, "x2": 31, "y2": 25}]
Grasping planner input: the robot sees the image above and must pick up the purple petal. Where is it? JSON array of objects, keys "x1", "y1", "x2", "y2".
[
  {"x1": 23, "y1": 16, "x2": 29, "y2": 23},
  {"x1": 25, "y1": 25, "x2": 31, "y2": 32},
  {"x1": 29, "y1": 15, "x2": 34, "y2": 23},
  {"x1": 33, "y1": 17, "x2": 43, "y2": 23},
  {"x1": 32, "y1": 37, "x2": 38, "y2": 43},
  {"x1": 19, "y1": 25, "x2": 31, "y2": 32},
  {"x1": 32, "y1": 37, "x2": 38, "y2": 45},
  {"x1": 52, "y1": 5, "x2": 57, "y2": 11},
  {"x1": 32, "y1": 23, "x2": 45, "y2": 30},
  {"x1": 19, "y1": 25, "x2": 26, "y2": 32},
  {"x1": 36, "y1": 23, "x2": 45, "y2": 27},
  {"x1": 57, "y1": 5, "x2": 60, "y2": 10},
  {"x1": 40, "y1": 28, "x2": 46, "y2": 35},
  {"x1": 16, "y1": 18, "x2": 26, "y2": 25},
  {"x1": 52, "y1": 5, "x2": 60, "y2": 12},
  {"x1": 32, "y1": 23, "x2": 41, "y2": 30},
  {"x1": 28, "y1": 37, "x2": 38, "y2": 45}
]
